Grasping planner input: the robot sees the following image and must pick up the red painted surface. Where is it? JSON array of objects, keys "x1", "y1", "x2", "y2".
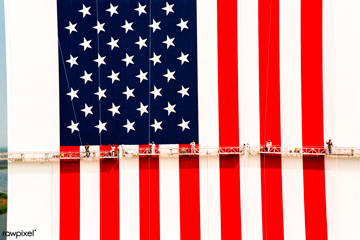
[
  {"x1": 217, "y1": 0, "x2": 241, "y2": 238},
  {"x1": 260, "y1": 155, "x2": 284, "y2": 240},
  {"x1": 179, "y1": 144, "x2": 200, "y2": 240},
  {"x1": 258, "y1": 0, "x2": 284, "y2": 239},
  {"x1": 139, "y1": 145, "x2": 160, "y2": 240},
  {"x1": 217, "y1": 0, "x2": 239, "y2": 148},
  {"x1": 301, "y1": 1, "x2": 328, "y2": 239},
  {"x1": 100, "y1": 145, "x2": 119, "y2": 240},
  {"x1": 219, "y1": 155, "x2": 241, "y2": 240},
  {"x1": 60, "y1": 146, "x2": 80, "y2": 240}
]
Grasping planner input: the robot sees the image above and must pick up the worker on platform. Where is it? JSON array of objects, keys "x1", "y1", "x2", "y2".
[
  {"x1": 266, "y1": 140, "x2": 272, "y2": 152},
  {"x1": 190, "y1": 140, "x2": 196, "y2": 153},
  {"x1": 110, "y1": 144, "x2": 115, "y2": 156},
  {"x1": 85, "y1": 143, "x2": 90, "y2": 157},
  {"x1": 151, "y1": 141, "x2": 156, "y2": 154},
  {"x1": 326, "y1": 139, "x2": 333, "y2": 154}
]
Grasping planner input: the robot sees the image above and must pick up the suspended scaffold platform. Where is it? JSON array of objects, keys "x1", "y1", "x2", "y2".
[{"x1": 0, "y1": 145, "x2": 358, "y2": 162}]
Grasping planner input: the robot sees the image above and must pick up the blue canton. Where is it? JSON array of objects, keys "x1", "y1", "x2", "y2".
[{"x1": 58, "y1": 0, "x2": 198, "y2": 146}]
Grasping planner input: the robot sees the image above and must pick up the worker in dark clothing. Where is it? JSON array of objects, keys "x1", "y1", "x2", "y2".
[
  {"x1": 326, "y1": 139, "x2": 333, "y2": 154},
  {"x1": 85, "y1": 144, "x2": 90, "y2": 157}
]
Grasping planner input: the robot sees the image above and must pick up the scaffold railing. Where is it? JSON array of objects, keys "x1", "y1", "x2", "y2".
[{"x1": 0, "y1": 145, "x2": 360, "y2": 162}]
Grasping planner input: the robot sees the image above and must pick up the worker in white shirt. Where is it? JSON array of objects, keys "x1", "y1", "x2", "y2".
[
  {"x1": 190, "y1": 140, "x2": 196, "y2": 153},
  {"x1": 110, "y1": 144, "x2": 115, "y2": 156},
  {"x1": 266, "y1": 140, "x2": 272, "y2": 152},
  {"x1": 151, "y1": 141, "x2": 156, "y2": 154}
]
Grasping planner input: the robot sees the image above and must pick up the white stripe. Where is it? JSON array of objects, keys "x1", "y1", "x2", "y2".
[
  {"x1": 159, "y1": 144, "x2": 180, "y2": 240},
  {"x1": 279, "y1": 1, "x2": 305, "y2": 239},
  {"x1": 197, "y1": 0, "x2": 219, "y2": 147},
  {"x1": 238, "y1": 0, "x2": 260, "y2": 146},
  {"x1": 238, "y1": 0, "x2": 262, "y2": 239},
  {"x1": 199, "y1": 156, "x2": 221, "y2": 240},
  {"x1": 323, "y1": 2, "x2": 360, "y2": 239},
  {"x1": 7, "y1": 162, "x2": 60, "y2": 239},
  {"x1": 80, "y1": 146, "x2": 100, "y2": 240},
  {"x1": 120, "y1": 145, "x2": 140, "y2": 240},
  {"x1": 5, "y1": 0, "x2": 59, "y2": 152},
  {"x1": 325, "y1": 158, "x2": 360, "y2": 240},
  {"x1": 240, "y1": 155, "x2": 262, "y2": 240},
  {"x1": 323, "y1": 0, "x2": 360, "y2": 148}
]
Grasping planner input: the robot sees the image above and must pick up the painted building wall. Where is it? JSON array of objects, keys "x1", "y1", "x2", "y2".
[{"x1": 4, "y1": 0, "x2": 360, "y2": 239}]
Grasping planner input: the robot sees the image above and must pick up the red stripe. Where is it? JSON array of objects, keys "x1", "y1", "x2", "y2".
[
  {"x1": 100, "y1": 145, "x2": 119, "y2": 240},
  {"x1": 219, "y1": 155, "x2": 241, "y2": 240},
  {"x1": 217, "y1": 0, "x2": 241, "y2": 238},
  {"x1": 258, "y1": 0, "x2": 284, "y2": 239},
  {"x1": 301, "y1": 1, "x2": 328, "y2": 239},
  {"x1": 60, "y1": 146, "x2": 80, "y2": 240},
  {"x1": 139, "y1": 145, "x2": 160, "y2": 240},
  {"x1": 179, "y1": 144, "x2": 200, "y2": 240},
  {"x1": 217, "y1": 0, "x2": 239, "y2": 148}
]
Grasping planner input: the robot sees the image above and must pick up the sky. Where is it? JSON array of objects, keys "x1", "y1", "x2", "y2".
[{"x1": 0, "y1": 0, "x2": 7, "y2": 152}]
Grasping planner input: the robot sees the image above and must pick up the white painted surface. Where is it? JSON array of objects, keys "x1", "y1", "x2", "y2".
[
  {"x1": 240, "y1": 154, "x2": 262, "y2": 240},
  {"x1": 7, "y1": 162, "x2": 60, "y2": 240},
  {"x1": 323, "y1": 0, "x2": 360, "y2": 148},
  {"x1": 197, "y1": 0, "x2": 219, "y2": 147},
  {"x1": 238, "y1": 0, "x2": 260, "y2": 146},
  {"x1": 323, "y1": 1, "x2": 360, "y2": 239},
  {"x1": 159, "y1": 144, "x2": 180, "y2": 240},
  {"x1": 279, "y1": 1, "x2": 305, "y2": 239},
  {"x1": 4, "y1": 0, "x2": 59, "y2": 152},
  {"x1": 199, "y1": 156, "x2": 221, "y2": 240},
  {"x1": 119, "y1": 145, "x2": 139, "y2": 240},
  {"x1": 80, "y1": 145, "x2": 100, "y2": 240}
]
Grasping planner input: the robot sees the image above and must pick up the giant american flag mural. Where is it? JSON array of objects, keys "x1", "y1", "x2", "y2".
[{"x1": 7, "y1": 0, "x2": 360, "y2": 240}]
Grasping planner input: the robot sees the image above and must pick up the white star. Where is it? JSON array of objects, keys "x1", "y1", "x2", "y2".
[
  {"x1": 135, "y1": 3, "x2": 147, "y2": 16},
  {"x1": 107, "y1": 70, "x2": 120, "y2": 83},
  {"x1": 79, "y1": 37, "x2": 92, "y2": 51},
  {"x1": 151, "y1": 119, "x2": 163, "y2": 132},
  {"x1": 79, "y1": 4, "x2": 91, "y2": 18},
  {"x1": 107, "y1": 37, "x2": 119, "y2": 50},
  {"x1": 163, "y1": 69, "x2": 175, "y2": 82},
  {"x1": 80, "y1": 70, "x2": 93, "y2": 84},
  {"x1": 81, "y1": 103, "x2": 93, "y2": 117},
  {"x1": 65, "y1": 21, "x2": 77, "y2": 34},
  {"x1": 177, "y1": 52, "x2": 189, "y2": 65},
  {"x1": 137, "y1": 102, "x2": 148, "y2": 116},
  {"x1": 95, "y1": 120, "x2": 107, "y2": 133},
  {"x1": 136, "y1": 69, "x2": 148, "y2": 83},
  {"x1": 122, "y1": 20, "x2": 134, "y2": 33},
  {"x1": 67, "y1": 88, "x2": 79, "y2": 100},
  {"x1": 177, "y1": 18, "x2": 189, "y2": 32},
  {"x1": 135, "y1": 36, "x2": 147, "y2": 50},
  {"x1": 108, "y1": 103, "x2": 120, "y2": 116},
  {"x1": 162, "y1": 35, "x2": 175, "y2": 49},
  {"x1": 123, "y1": 119, "x2": 135, "y2": 133},
  {"x1": 150, "y1": 86, "x2": 162, "y2": 99},
  {"x1": 149, "y1": 19, "x2": 161, "y2": 33},
  {"x1": 106, "y1": 3, "x2": 118, "y2": 17},
  {"x1": 94, "y1": 54, "x2": 106, "y2": 67},
  {"x1": 67, "y1": 120, "x2": 79, "y2": 133},
  {"x1": 164, "y1": 102, "x2": 176, "y2": 116},
  {"x1": 149, "y1": 52, "x2": 161, "y2": 66},
  {"x1": 178, "y1": 85, "x2": 190, "y2": 98},
  {"x1": 178, "y1": 118, "x2": 190, "y2": 131},
  {"x1": 123, "y1": 86, "x2": 135, "y2": 100},
  {"x1": 94, "y1": 87, "x2": 107, "y2": 100},
  {"x1": 122, "y1": 53, "x2": 134, "y2": 67},
  {"x1": 162, "y1": 2, "x2": 174, "y2": 15},
  {"x1": 93, "y1": 21, "x2": 105, "y2": 34},
  {"x1": 66, "y1": 55, "x2": 78, "y2": 68}
]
